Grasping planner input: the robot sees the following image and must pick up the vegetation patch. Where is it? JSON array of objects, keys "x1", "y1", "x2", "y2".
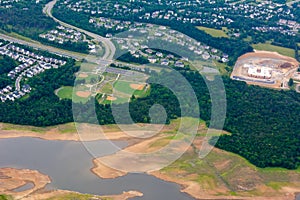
[
  {"x1": 252, "y1": 43, "x2": 295, "y2": 58},
  {"x1": 56, "y1": 86, "x2": 73, "y2": 99},
  {"x1": 197, "y1": 26, "x2": 229, "y2": 38}
]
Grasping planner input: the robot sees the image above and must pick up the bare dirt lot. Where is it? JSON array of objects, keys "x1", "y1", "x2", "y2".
[
  {"x1": 76, "y1": 91, "x2": 91, "y2": 98},
  {"x1": 77, "y1": 73, "x2": 88, "y2": 78},
  {"x1": 106, "y1": 95, "x2": 117, "y2": 101},
  {"x1": 129, "y1": 84, "x2": 145, "y2": 90},
  {"x1": 231, "y1": 51, "x2": 299, "y2": 89},
  {"x1": 0, "y1": 168, "x2": 50, "y2": 199}
]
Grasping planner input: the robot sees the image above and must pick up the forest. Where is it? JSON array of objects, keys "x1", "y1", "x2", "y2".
[
  {"x1": 0, "y1": 53, "x2": 299, "y2": 169},
  {"x1": 0, "y1": 55, "x2": 18, "y2": 88},
  {"x1": 0, "y1": 59, "x2": 78, "y2": 126},
  {"x1": 0, "y1": 0, "x2": 57, "y2": 38}
]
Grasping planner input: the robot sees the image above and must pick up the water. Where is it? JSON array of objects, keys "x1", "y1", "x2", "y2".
[
  {"x1": 0, "y1": 137, "x2": 194, "y2": 200},
  {"x1": 12, "y1": 182, "x2": 34, "y2": 192}
]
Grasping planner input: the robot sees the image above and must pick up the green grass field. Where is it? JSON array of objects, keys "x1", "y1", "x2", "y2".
[
  {"x1": 100, "y1": 80, "x2": 149, "y2": 104},
  {"x1": 56, "y1": 86, "x2": 73, "y2": 99},
  {"x1": 56, "y1": 86, "x2": 90, "y2": 103},
  {"x1": 252, "y1": 43, "x2": 295, "y2": 58},
  {"x1": 196, "y1": 26, "x2": 229, "y2": 38},
  {"x1": 113, "y1": 81, "x2": 148, "y2": 97},
  {"x1": 113, "y1": 81, "x2": 136, "y2": 95}
]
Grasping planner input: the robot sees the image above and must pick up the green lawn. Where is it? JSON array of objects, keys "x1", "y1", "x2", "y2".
[
  {"x1": 252, "y1": 43, "x2": 295, "y2": 58},
  {"x1": 56, "y1": 86, "x2": 73, "y2": 99},
  {"x1": 100, "y1": 82, "x2": 113, "y2": 94},
  {"x1": 56, "y1": 86, "x2": 90, "y2": 103},
  {"x1": 113, "y1": 81, "x2": 138, "y2": 95},
  {"x1": 196, "y1": 26, "x2": 229, "y2": 38}
]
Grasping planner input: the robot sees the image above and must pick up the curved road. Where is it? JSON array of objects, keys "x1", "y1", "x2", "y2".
[{"x1": 43, "y1": 0, "x2": 116, "y2": 60}]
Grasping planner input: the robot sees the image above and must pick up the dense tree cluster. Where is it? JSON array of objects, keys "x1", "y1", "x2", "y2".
[
  {"x1": 117, "y1": 52, "x2": 149, "y2": 64},
  {"x1": 38, "y1": 37, "x2": 89, "y2": 54},
  {"x1": 0, "y1": 55, "x2": 18, "y2": 88},
  {"x1": 0, "y1": 1, "x2": 57, "y2": 38},
  {"x1": 0, "y1": 59, "x2": 78, "y2": 126}
]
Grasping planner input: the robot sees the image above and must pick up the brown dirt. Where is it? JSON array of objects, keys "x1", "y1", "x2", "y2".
[
  {"x1": 106, "y1": 95, "x2": 117, "y2": 101},
  {"x1": 0, "y1": 123, "x2": 131, "y2": 141},
  {"x1": 91, "y1": 159, "x2": 127, "y2": 179},
  {"x1": 130, "y1": 84, "x2": 145, "y2": 90},
  {"x1": 22, "y1": 189, "x2": 143, "y2": 200},
  {"x1": 78, "y1": 73, "x2": 88, "y2": 78},
  {"x1": 76, "y1": 91, "x2": 91, "y2": 98},
  {"x1": 0, "y1": 168, "x2": 50, "y2": 199}
]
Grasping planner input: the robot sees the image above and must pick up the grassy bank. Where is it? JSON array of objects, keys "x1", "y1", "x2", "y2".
[
  {"x1": 196, "y1": 26, "x2": 229, "y2": 38},
  {"x1": 252, "y1": 43, "x2": 295, "y2": 58}
]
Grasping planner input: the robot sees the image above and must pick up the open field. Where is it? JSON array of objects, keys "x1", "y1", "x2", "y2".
[
  {"x1": 252, "y1": 43, "x2": 295, "y2": 58},
  {"x1": 196, "y1": 26, "x2": 229, "y2": 38}
]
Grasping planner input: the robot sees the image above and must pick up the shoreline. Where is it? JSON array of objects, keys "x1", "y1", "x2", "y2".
[
  {"x1": 0, "y1": 123, "x2": 131, "y2": 142},
  {"x1": 1, "y1": 123, "x2": 299, "y2": 200},
  {"x1": 0, "y1": 167, "x2": 143, "y2": 200}
]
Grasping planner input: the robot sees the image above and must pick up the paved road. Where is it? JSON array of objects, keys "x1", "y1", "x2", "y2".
[
  {"x1": 0, "y1": 33, "x2": 87, "y2": 60},
  {"x1": 43, "y1": 0, "x2": 116, "y2": 60},
  {"x1": 15, "y1": 74, "x2": 22, "y2": 91}
]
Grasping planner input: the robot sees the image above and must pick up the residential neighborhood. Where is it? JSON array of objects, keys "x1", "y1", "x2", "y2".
[
  {"x1": 58, "y1": 0, "x2": 299, "y2": 38},
  {"x1": 0, "y1": 42, "x2": 66, "y2": 102},
  {"x1": 112, "y1": 25, "x2": 229, "y2": 64},
  {"x1": 39, "y1": 25, "x2": 97, "y2": 53}
]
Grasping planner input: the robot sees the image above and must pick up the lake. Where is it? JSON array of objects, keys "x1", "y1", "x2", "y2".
[{"x1": 0, "y1": 137, "x2": 194, "y2": 200}]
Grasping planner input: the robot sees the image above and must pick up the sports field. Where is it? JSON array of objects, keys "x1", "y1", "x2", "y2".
[{"x1": 56, "y1": 86, "x2": 90, "y2": 103}]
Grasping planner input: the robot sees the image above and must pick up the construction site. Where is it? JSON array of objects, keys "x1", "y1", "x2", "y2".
[{"x1": 231, "y1": 51, "x2": 299, "y2": 89}]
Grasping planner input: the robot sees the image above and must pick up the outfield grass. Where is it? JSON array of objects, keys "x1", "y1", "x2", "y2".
[
  {"x1": 57, "y1": 86, "x2": 73, "y2": 99},
  {"x1": 113, "y1": 81, "x2": 136, "y2": 95},
  {"x1": 196, "y1": 26, "x2": 229, "y2": 38},
  {"x1": 100, "y1": 82, "x2": 113, "y2": 94},
  {"x1": 252, "y1": 43, "x2": 295, "y2": 58},
  {"x1": 56, "y1": 86, "x2": 90, "y2": 103}
]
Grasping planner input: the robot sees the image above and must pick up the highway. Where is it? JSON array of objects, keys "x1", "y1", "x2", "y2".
[
  {"x1": 43, "y1": 0, "x2": 116, "y2": 60},
  {"x1": 0, "y1": 33, "x2": 87, "y2": 60}
]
